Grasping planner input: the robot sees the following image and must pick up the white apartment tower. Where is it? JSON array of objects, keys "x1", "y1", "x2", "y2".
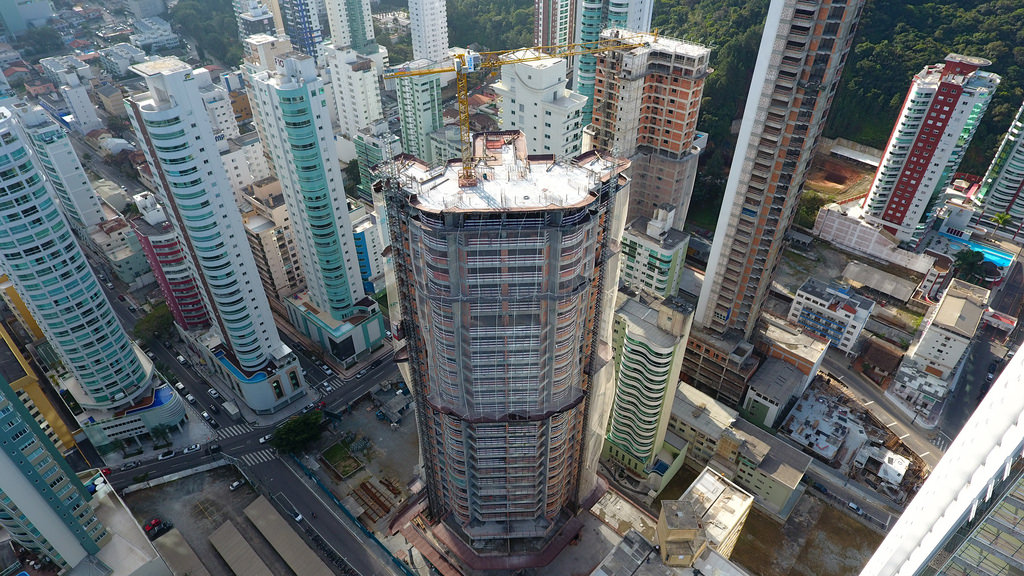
[
  {"x1": 396, "y1": 59, "x2": 443, "y2": 165},
  {"x1": 408, "y1": 0, "x2": 448, "y2": 63},
  {"x1": 0, "y1": 107, "x2": 152, "y2": 411},
  {"x1": 324, "y1": 46, "x2": 383, "y2": 140},
  {"x1": 859, "y1": 353, "x2": 1024, "y2": 576},
  {"x1": 861, "y1": 54, "x2": 1000, "y2": 243},
  {"x1": 326, "y1": 0, "x2": 376, "y2": 55},
  {"x1": 12, "y1": 104, "x2": 104, "y2": 232},
  {"x1": 127, "y1": 58, "x2": 299, "y2": 410},
  {"x1": 492, "y1": 50, "x2": 586, "y2": 157},
  {"x1": 978, "y1": 100, "x2": 1024, "y2": 238}
]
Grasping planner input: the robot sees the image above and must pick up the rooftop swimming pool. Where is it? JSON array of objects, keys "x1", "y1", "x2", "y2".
[{"x1": 940, "y1": 232, "x2": 1014, "y2": 268}]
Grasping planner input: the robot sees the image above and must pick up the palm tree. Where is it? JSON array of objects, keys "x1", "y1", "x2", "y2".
[
  {"x1": 990, "y1": 212, "x2": 1012, "y2": 237},
  {"x1": 953, "y1": 249, "x2": 985, "y2": 281}
]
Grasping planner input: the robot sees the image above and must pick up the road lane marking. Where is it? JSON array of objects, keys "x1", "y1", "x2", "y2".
[
  {"x1": 863, "y1": 401, "x2": 874, "y2": 406},
  {"x1": 899, "y1": 433, "x2": 910, "y2": 439},
  {"x1": 920, "y1": 451, "x2": 930, "y2": 457},
  {"x1": 888, "y1": 421, "x2": 898, "y2": 427}
]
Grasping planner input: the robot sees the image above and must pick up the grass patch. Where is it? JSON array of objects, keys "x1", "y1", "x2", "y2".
[{"x1": 321, "y1": 441, "x2": 362, "y2": 478}]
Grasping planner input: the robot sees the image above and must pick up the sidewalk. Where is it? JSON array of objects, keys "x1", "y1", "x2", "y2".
[{"x1": 101, "y1": 409, "x2": 216, "y2": 469}]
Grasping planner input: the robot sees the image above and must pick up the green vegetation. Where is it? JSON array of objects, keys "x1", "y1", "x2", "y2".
[
  {"x1": 134, "y1": 302, "x2": 175, "y2": 342},
  {"x1": 17, "y1": 27, "x2": 63, "y2": 58},
  {"x1": 826, "y1": 0, "x2": 1024, "y2": 174},
  {"x1": 795, "y1": 191, "x2": 831, "y2": 230},
  {"x1": 322, "y1": 440, "x2": 362, "y2": 477},
  {"x1": 271, "y1": 411, "x2": 326, "y2": 453},
  {"x1": 447, "y1": 0, "x2": 534, "y2": 51},
  {"x1": 990, "y1": 211, "x2": 1012, "y2": 235},
  {"x1": 168, "y1": 0, "x2": 242, "y2": 65},
  {"x1": 953, "y1": 249, "x2": 986, "y2": 281}
]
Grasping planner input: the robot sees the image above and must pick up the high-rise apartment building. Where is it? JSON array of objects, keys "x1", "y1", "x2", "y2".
[
  {"x1": 0, "y1": 107, "x2": 152, "y2": 412},
  {"x1": 12, "y1": 104, "x2": 104, "y2": 233},
  {"x1": 620, "y1": 206, "x2": 689, "y2": 297},
  {"x1": 324, "y1": 45, "x2": 383, "y2": 141},
  {"x1": 353, "y1": 118, "x2": 401, "y2": 205},
  {"x1": 690, "y1": 0, "x2": 863, "y2": 406},
  {"x1": 534, "y1": 0, "x2": 574, "y2": 47},
  {"x1": 130, "y1": 192, "x2": 213, "y2": 330},
  {"x1": 604, "y1": 289, "x2": 692, "y2": 496},
  {"x1": 492, "y1": 50, "x2": 586, "y2": 157},
  {"x1": 575, "y1": 0, "x2": 654, "y2": 124},
  {"x1": 408, "y1": 0, "x2": 448, "y2": 63},
  {"x1": 977, "y1": 100, "x2": 1024, "y2": 239},
  {"x1": 861, "y1": 55, "x2": 999, "y2": 243},
  {"x1": 396, "y1": 59, "x2": 443, "y2": 165},
  {"x1": 386, "y1": 131, "x2": 627, "y2": 563},
  {"x1": 128, "y1": 58, "x2": 305, "y2": 412},
  {"x1": 248, "y1": 52, "x2": 386, "y2": 364},
  {"x1": 858, "y1": 354, "x2": 1024, "y2": 576},
  {"x1": 0, "y1": 379, "x2": 109, "y2": 569},
  {"x1": 588, "y1": 29, "x2": 710, "y2": 228},
  {"x1": 240, "y1": 177, "x2": 305, "y2": 301},
  {"x1": 237, "y1": 1, "x2": 277, "y2": 39},
  {"x1": 326, "y1": 0, "x2": 375, "y2": 55},
  {"x1": 279, "y1": 0, "x2": 324, "y2": 60}
]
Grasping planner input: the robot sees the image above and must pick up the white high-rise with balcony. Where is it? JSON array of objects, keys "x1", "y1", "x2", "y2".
[
  {"x1": 0, "y1": 107, "x2": 152, "y2": 411},
  {"x1": 978, "y1": 100, "x2": 1024, "y2": 239},
  {"x1": 861, "y1": 54, "x2": 999, "y2": 243},
  {"x1": 128, "y1": 58, "x2": 302, "y2": 412},
  {"x1": 492, "y1": 50, "x2": 586, "y2": 157},
  {"x1": 324, "y1": 45, "x2": 383, "y2": 141},
  {"x1": 408, "y1": 0, "x2": 448, "y2": 63},
  {"x1": 12, "y1": 104, "x2": 104, "y2": 232},
  {"x1": 396, "y1": 59, "x2": 443, "y2": 165}
]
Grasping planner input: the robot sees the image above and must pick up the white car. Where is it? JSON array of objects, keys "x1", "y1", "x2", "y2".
[
  {"x1": 208, "y1": 388, "x2": 221, "y2": 400},
  {"x1": 293, "y1": 512, "x2": 303, "y2": 522},
  {"x1": 229, "y1": 480, "x2": 244, "y2": 491},
  {"x1": 183, "y1": 443, "x2": 201, "y2": 454},
  {"x1": 185, "y1": 393, "x2": 195, "y2": 404},
  {"x1": 174, "y1": 382, "x2": 185, "y2": 392},
  {"x1": 258, "y1": 434, "x2": 273, "y2": 444},
  {"x1": 176, "y1": 355, "x2": 186, "y2": 364}
]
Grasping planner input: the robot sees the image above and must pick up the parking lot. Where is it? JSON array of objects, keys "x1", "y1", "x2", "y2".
[{"x1": 122, "y1": 466, "x2": 293, "y2": 575}]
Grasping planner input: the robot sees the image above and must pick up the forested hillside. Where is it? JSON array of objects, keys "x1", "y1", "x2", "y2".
[{"x1": 168, "y1": 0, "x2": 242, "y2": 65}]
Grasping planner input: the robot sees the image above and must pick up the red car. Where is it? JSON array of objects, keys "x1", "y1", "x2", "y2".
[
  {"x1": 100, "y1": 468, "x2": 111, "y2": 476},
  {"x1": 143, "y1": 518, "x2": 161, "y2": 532}
]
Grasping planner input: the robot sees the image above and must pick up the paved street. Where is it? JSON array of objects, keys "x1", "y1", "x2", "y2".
[{"x1": 821, "y1": 350, "x2": 942, "y2": 469}]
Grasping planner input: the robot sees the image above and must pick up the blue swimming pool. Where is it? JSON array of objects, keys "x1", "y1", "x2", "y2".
[
  {"x1": 215, "y1": 350, "x2": 267, "y2": 383},
  {"x1": 941, "y1": 232, "x2": 1015, "y2": 268}
]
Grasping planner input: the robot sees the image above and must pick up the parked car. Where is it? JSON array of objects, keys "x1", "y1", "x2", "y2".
[
  {"x1": 293, "y1": 512, "x2": 303, "y2": 522},
  {"x1": 229, "y1": 480, "x2": 244, "y2": 491},
  {"x1": 812, "y1": 482, "x2": 829, "y2": 495},
  {"x1": 356, "y1": 369, "x2": 367, "y2": 379},
  {"x1": 848, "y1": 502, "x2": 863, "y2": 514},
  {"x1": 120, "y1": 461, "x2": 140, "y2": 471},
  {"x1": 208, "y1": 403, "x2": 220, "y2": 414},
  {"x1": 207, "y1": 388, "x2": 221, "y2": 400},
  {"x1": 176, "y1": 355, "x2": 186, "y2": 364},
  {"x1": 208, "y1": 444, "x2": 221, "y2": 453},
  {"x1": 201, "y1": 411, "x2": 212, "y2": 422},
  {"x1": 157, "y1": 450, "x2": 176, "y2": 461},
  {"x1": 209, "y1": 419, "x2": 220, "y2": 429},
  {"x1": 183, "y1": 443, "x2": 201, "y2": 454},
  {"x1": 174, "y1": 382, "x2": 185, "y2": 392},
  {"x1": 185, "y1": 393, "x2": 195, "y2": 404}
]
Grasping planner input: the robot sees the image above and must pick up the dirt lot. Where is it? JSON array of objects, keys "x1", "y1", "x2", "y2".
[
  {"x1": 732, "y1": 496, "x2": 883, "y2": 576},
  {"x1": 805, "y1": 156, "x2": 875, "y2": 203},
  {"x1": 122, "y1": 466, "x2": 292, "y2": 575}
]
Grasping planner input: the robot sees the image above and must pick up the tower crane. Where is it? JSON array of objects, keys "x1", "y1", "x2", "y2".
[{"x1": 384, "y1": 32, "x2": 653, "y2": 186}]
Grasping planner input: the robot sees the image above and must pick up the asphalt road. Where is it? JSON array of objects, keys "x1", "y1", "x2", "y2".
[{"x1": 821, "y1": 350, "x2": 941, "y2": 470}]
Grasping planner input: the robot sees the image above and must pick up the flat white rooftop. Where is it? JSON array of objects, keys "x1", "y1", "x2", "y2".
[{"x1": 405, "y1": 131, "x2": 627, "y2": 212}]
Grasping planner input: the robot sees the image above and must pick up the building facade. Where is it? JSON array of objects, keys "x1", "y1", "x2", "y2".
[
  {"x1": 396, "y1": 59, "x2": 443, "y2": 165},
  {"x1": 386, "y1": 132, "x2": 627, "y2": 559},
  {"x1": 978, "y1": 100, "x2": 1024, "y2": 240},
  {"x1": 604, "y1": 289, "x2": 692, "y2": 496},
  {"x1": 0, "y1": 380, "x2": 108, "y2": 570},
  {"x1": 534, "y1": 0, "x2": 574, "y2": 47},
  {"x1": 279, "y1": 0, "x2": 323, "y2": 60},
  {"x1": 128, "y1": 58, "x2": 304, "y2": 412},
  {"x1": 240, "y1": 177, "x2": 305, "y2": 301},
  {"x1": 325, "y1": 0, "x2": 375, "y2": 55},
  {"x1": 130, "y1": 193, "x2": 212, "y2": 330},
  {"x1": 620, "y1": 205, "x2": 689, "y2": 297},
  {"x1": 588, "y1": 29, "x2": 710, "y2": 229},
  {"x1": 0, "y1": 106, "x2": 152, "y2": 411},
  {"x1": 407, "y1": 0, "x2": 448, "y2": 63},
  {"x1": 12, "y1": 104, "x2": 104, "y2": 233},
  {"x1": 353, "y1": 118, "x2": 401, "y2": 204},
  {"x1": 248, "y1": 52, "x2": 385, "y2": 365},
  {"x1": 788, "y1": 278, "x2": 873, "y2": 353},
  {"x1": 492, "y1": 50, "x2": 586, "y2": 157},
  {"x1": 575, "y1": 0, "x2": 654, "y2": 124},
  {"x1": 861, "y1": 55, "x2": 1000, "y2": 243},
  {"x1": 325, "y1": 45, "x2": 383, "y2": 140},
  {"x1": 658, "y1": 467, "x2": 753, "y2": 566}
]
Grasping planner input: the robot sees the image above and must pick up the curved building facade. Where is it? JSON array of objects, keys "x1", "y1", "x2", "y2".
[
  {"x1": 0, "y1": 107, "x2": 150, "y2": 410},
  {"x1": 388, "y1": 132, "x2": 627, "y2": 556},
  {"x1": 978, "y1": 101, "x2": 1024, "y2": 238}
]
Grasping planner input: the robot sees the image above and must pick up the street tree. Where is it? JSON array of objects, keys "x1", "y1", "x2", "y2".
[{"x1": 270, "y1": 411, "x2": 325, "y2": 454}]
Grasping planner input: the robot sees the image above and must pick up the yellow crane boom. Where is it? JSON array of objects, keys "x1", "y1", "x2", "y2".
[{"x1": 385, "y1": 32, "x2": 653, "y2": 186}]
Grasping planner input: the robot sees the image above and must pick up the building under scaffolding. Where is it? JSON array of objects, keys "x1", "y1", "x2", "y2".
[{"x1": 382, "y1": 131, "x2": 629, "y2": 562}]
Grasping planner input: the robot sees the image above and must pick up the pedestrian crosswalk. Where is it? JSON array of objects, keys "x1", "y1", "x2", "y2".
[
  {"x1": 930, "y1": 435, "x2": 950, "y2": 451},
  {"x1": 217, "y1": 423, "x2": 252, "y2": 439},
  {"x1": 239, "y1": 449, "x2": 276, "y2": 467}
]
